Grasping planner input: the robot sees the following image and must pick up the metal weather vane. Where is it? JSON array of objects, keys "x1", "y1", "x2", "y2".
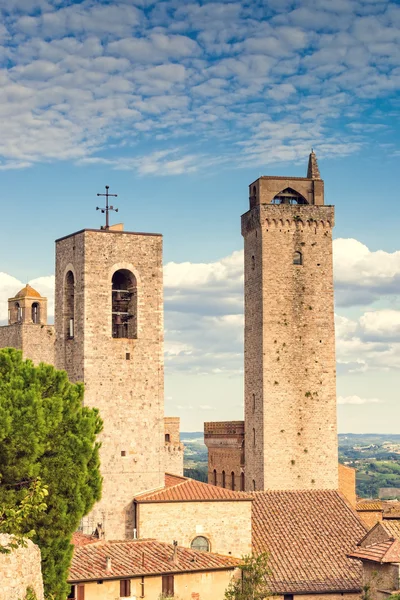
[{"x1": 96, "y1": 185, "x2": 118, "y2": 229}]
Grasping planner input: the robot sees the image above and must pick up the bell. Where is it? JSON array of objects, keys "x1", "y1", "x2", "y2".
[{"x1": 114, "y1": 314, "x2": 122, "y2": 325}]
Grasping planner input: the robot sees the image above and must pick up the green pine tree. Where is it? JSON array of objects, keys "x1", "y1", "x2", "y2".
[{"x1": 0, "y1": 348, "x2": 102, "y2": 599}]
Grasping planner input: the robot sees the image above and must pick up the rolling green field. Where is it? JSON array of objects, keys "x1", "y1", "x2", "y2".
[{"x1": 182, "y1": 432, "x2": 400, "y2": 498}]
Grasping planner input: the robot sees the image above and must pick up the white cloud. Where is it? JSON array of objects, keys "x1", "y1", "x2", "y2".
[{"x1": 338, "y1": 395, "x2": 383, "y2": 405}]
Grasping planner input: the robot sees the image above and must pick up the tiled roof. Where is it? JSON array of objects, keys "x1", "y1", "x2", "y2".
[
  {"x1": 251, "y1": 490, "x2": 367, "y2": 594},
  {"x1": 134, "y1": 473, "x2": 253, "y2": 503},
  {"x1": 13, "y1": 284, "x2": 42, "y2": 299},
  {"x1": 71, "y1": 532, "x2": 98, "y2": 547},
  {"x1": 356, "y1": 500, "x2": 383, "y2": 511},
  {"x1": 381, "y1": 519, "x2": 400, "y2": 539},
  {"x1": 349, "y1": 539, "x2": 400, "y2": 564},
  {"x1": 69, "y1": 539, "x2": 240, "y2": 582}
]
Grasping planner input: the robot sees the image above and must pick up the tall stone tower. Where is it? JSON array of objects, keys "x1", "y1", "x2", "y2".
[
  {"x1": 242, "y1": 151, "x2": 338, "y2": 491},
  {"x1": 54, "y1": 224, "x2": 164, "y2": 539}
]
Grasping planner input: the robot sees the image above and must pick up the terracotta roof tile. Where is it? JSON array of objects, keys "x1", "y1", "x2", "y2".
[
  {"x1": 69, "y1": 539, "x2": 240, "y2": 582},
  {"x1": 349, "y1": 539, "x2": 400, "y2": 564},
  {"x1": 13, "y1": 284, "x2": 42, "y2": 299},
  {"x1": 356, "y1": 500, "x2": 383, "y2": 511},
  {"x1": 71, "y1": 532, "x2": 98, "y2": 547},
  {"x1": 135, "y1": 473, "x2": 253, "y2": 503},
  {"x1": 251, "y1": 490, "x2": 367, "y2": 594},
  {"x1": 381, "y1": 520, "x2": 400, "y2": 539}
]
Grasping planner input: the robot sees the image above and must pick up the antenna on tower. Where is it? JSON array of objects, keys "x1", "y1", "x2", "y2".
[{"x1": 96, "y1": 185, "x2": 118, "y2": 230}]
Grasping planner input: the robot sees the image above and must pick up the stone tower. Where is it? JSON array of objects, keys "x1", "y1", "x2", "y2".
[
  {"x1": 54, "y1": 224, "x2": 165, "y2": 540},
  {"x1": 0, "y1": 285, "x2": 54, "y2": 365},
  {"x1": 242, "y1": 151, "x2": 338, "y2": 491}
]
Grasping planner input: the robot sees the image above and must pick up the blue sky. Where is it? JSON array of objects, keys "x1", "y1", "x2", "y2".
[{"x1": 0, "y1": 0, "x2": 399, "y2": 432}]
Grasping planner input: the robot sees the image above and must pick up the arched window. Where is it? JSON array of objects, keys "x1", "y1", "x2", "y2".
[
  {"x1": 112, "y1": 269, "x2": 137, "y2": 339},
  {"x1": 231, "y1": 471, "x2": 235, "y2": 491},
  {"x1": 252, "y1": 393, "x2": 256, "y2": 413},
  {"x1": 213, "y1": 469, "x2": 217, "y2": 486},
  {"x1": 253, "y1": 479, "x2": 256, "y2": 491},
  {"x1": 222, "y1": 470, "x2": 226, "y2": 488},
  {"x1": 165, "y1": 433, "x2": 170, "y2": 443},
  {"x1": 191, "y1": 536, "x2": 210, "y2": 552},
  {"x1": 240, "y1": 472, "x2": 245, "y2": 491},
  {"x1": 65, "y1": 271, "x2": 75, "y2": 339},
  {"x1": 15, "y1": 302, "x2": 22, "y2": 323},
  {"x1": 253, "y1": 428, "x2": 256, "y2": 447},
  {"x1": 293, "y1": 251, "x2": 303, "y2": 266},
  {"x1": 31, "y1": 302, "x2": 40, "y2": 324},
  {"x1": 271, "y1": 188, "x2": 308, "y2": 205}
]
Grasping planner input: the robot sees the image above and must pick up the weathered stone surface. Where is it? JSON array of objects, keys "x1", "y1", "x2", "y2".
[
  {"x1": 55, "y1": 228, "x2": 165, "y2": 540},
  {"x1": 164, "y1": 417, "x2": 184, "y2": 476},
  {"x1": 0, "y1": 535, "x2": 44, "y2": 600},
  {"x1": 0, "y1": 323, "x2": 55, "y2": 366}
]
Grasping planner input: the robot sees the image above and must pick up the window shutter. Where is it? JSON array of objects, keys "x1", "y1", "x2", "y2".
[
  {"x1": 162, "y1": 575, "x2": 174, "y2": 595},
  {"x1": 77, "y1": 585, "x2": 85, "y2": 600},
  {"x1": 120, "y1": 580, "x2": 131, "y2": 597}
]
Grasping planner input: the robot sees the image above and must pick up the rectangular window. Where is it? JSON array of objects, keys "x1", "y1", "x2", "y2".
[
  {"x1": 120, "y1": 579, "x2": 131, "y2": 597},
  {"x1": 77, "y1": 585, "x2": 85, "y2": 600},
  {"x1": 284, "y1": 595, "x2": 293, "y2": 600},
  {"x1": 162, "y1": 575, "x2": 174, "y2": 596}
]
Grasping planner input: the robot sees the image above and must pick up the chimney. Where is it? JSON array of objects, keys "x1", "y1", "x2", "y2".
[
  {"x1": 172, "y1": 540, "x2": 178, "y2": 565},
  {"x1": 106, "y1": 556, "x2": 112, "y2": 572}
]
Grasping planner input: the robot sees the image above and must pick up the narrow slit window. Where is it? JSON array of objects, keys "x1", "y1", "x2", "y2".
[
  {"x1": 213, "y1": 469, "x2": 217, "y2": 486},
  {"x1": 222, "y1": 470, "x2": 226, "y2": 488},
  {"x1": 32, "y1": 302, "x2": 40, "y2": 324},
  {"x1": 231, "y1": 471, "x2": 235, "y2": 491},
  {"x1": 65, "y1": 271, "x2": 75, "y2": 339},
  {"x1": 241, "y1": 472, "x2": 245, "y2": 491},
  {"x1": 293, "y1": 251, "x2": 303, "y2": 266}
]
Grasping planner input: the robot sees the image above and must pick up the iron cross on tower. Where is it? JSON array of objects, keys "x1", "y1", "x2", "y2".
[{"x1": 96, "y1": 185, "x2": 118, "y2": 230}]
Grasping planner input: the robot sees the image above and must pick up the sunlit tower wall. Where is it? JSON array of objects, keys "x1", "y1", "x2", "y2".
[
  {"x1": 55, "y1": 225, "x2": 165, "y2": 539},
  {"x1": 242, "y1": 152, "x2": 338, "y2": 492}
]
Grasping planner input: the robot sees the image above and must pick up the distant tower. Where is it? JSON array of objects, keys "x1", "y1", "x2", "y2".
[
  {"x1": 243, "y1": 151, "x2": 338, "y2": 491},
  {"x1": 8, "y1": 284, "x2": 48, "y2": 326},
  {"x1": 0, "y1": 284, "x2": 54, "y2": 365},
  {"x1": 54, "y1": 219, "x2": 165, "y2": 540}
]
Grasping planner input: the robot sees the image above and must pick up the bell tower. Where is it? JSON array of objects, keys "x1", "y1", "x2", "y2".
[
  {"x1": 54, "y1": 219, "x2": 165, "y2": 540},
  {"x1": 243, "y1": 151, "x2": 338, "y2": 491}
]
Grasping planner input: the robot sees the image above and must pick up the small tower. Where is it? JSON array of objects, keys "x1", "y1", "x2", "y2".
[
  {"x1": 54, "y1": 216, "x2": 165, "y2": 540},
  {"x1": 0, "y1": 284, "x2": 54, "y2": 366},
  {"x1": 243, "y1": 151, "x2": 338, "y2": 491},
  {"x1": 8, "y1": 284, "x2": 48, "y2": 326}
]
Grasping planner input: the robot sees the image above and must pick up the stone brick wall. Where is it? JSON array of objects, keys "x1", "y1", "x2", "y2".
[
  {"x1": 137, "y1": 499, "x2": 252, "y2": 558},
  {"x1": 204, "y1": 421, "x2": 244, "y2": 489},
  {"x1": 362, "y1": 561, "x2": 399, "y2": 600},
  {"x1": 339, "y1": 463, "x2": 357, "y2": 506},
  {"x1": 164, "y1": 417, "x2": 184, "y2": 476},
  {"x1": 0, "y1": 323, "x2": 55, "y2": 366},
  {"x1": 249, "y1": 176, "x2": 324, "y2": 207},
  {"x1": 242, "y1": 198, "x2": 338, "y2": 491},
  {"x1": 0, "y1": 535, "x2": 44, "y2": 600},
  {"x1": 55, "y1": 228, "x2": 165, "y2": 540}
]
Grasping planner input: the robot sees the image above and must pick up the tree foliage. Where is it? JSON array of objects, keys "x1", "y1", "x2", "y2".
[
  {"x1": 0, "y1": 348, "x2": 103, "y2": 599},
  {"x1": 0, "y1": 477, "x2": 48, "y2": 553},
  {"x1": 225, "y1": 552, "x2": 272, "y2": 600}
]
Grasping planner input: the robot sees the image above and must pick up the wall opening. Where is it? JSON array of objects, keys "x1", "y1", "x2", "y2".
[
  {"x1": 64, "y1": 271, "x2": 75, "y2": 339},
  {"x1": 112, "y1": 269, "x2": 137, "y2": 339},
  {"x1": 15, "y1": 302, "x2": 23, "y2": 323},
  {"x1": 31, "y1": 302, "x2": 40, "y2": 324},
  {"x1": 293, "y1": 251, "x2": 303, "y2": 266},
  {"x1": 222, "y1": 470, "x2": 226, "y2": 488},
  {"x1": 253, "y1": 479, "x2": 256, "y2": 491},
  {"x1": 213, "y1": 469, "x2": 217, "y2": 486},
  {"x1": 271, "y1": 188, "x2": 308, "y2": 205},
  {"x1": 241, "y1": 472, "x2": 245, "y2": 491},
  {"x1": 191, "y1": 536, "x2": 210, "y2": 552},
  {"x1": 165, "y1": 433, "x2": 170, "y2": 443},
  {"x1": 231, "y1": 471, "x2": 235, "y2": 491}
]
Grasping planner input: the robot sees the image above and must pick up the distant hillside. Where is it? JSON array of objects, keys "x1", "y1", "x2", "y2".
[{"x1": 181, "y1": 432, "x2": 400, "y2": 498}]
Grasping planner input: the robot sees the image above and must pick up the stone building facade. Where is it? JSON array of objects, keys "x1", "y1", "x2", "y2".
[
  {"x1": 164, "y1": 417, "x2": 184, "y2": 476},
  {"x1": 204, "y1": 421, "x2": 245, "y2": 490},
  {"x1": 205, "y1": 152, "x2": 338, "y2": 492},
  {"x1": 0, "y1": 285, "x2": 55, "y2": 366},
  {"x1": 0, "y1": 535, "x2": 44, "y2": 600},
  {"x1": 54, "y1": 225, "x2": 165, "y2": 540}
]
